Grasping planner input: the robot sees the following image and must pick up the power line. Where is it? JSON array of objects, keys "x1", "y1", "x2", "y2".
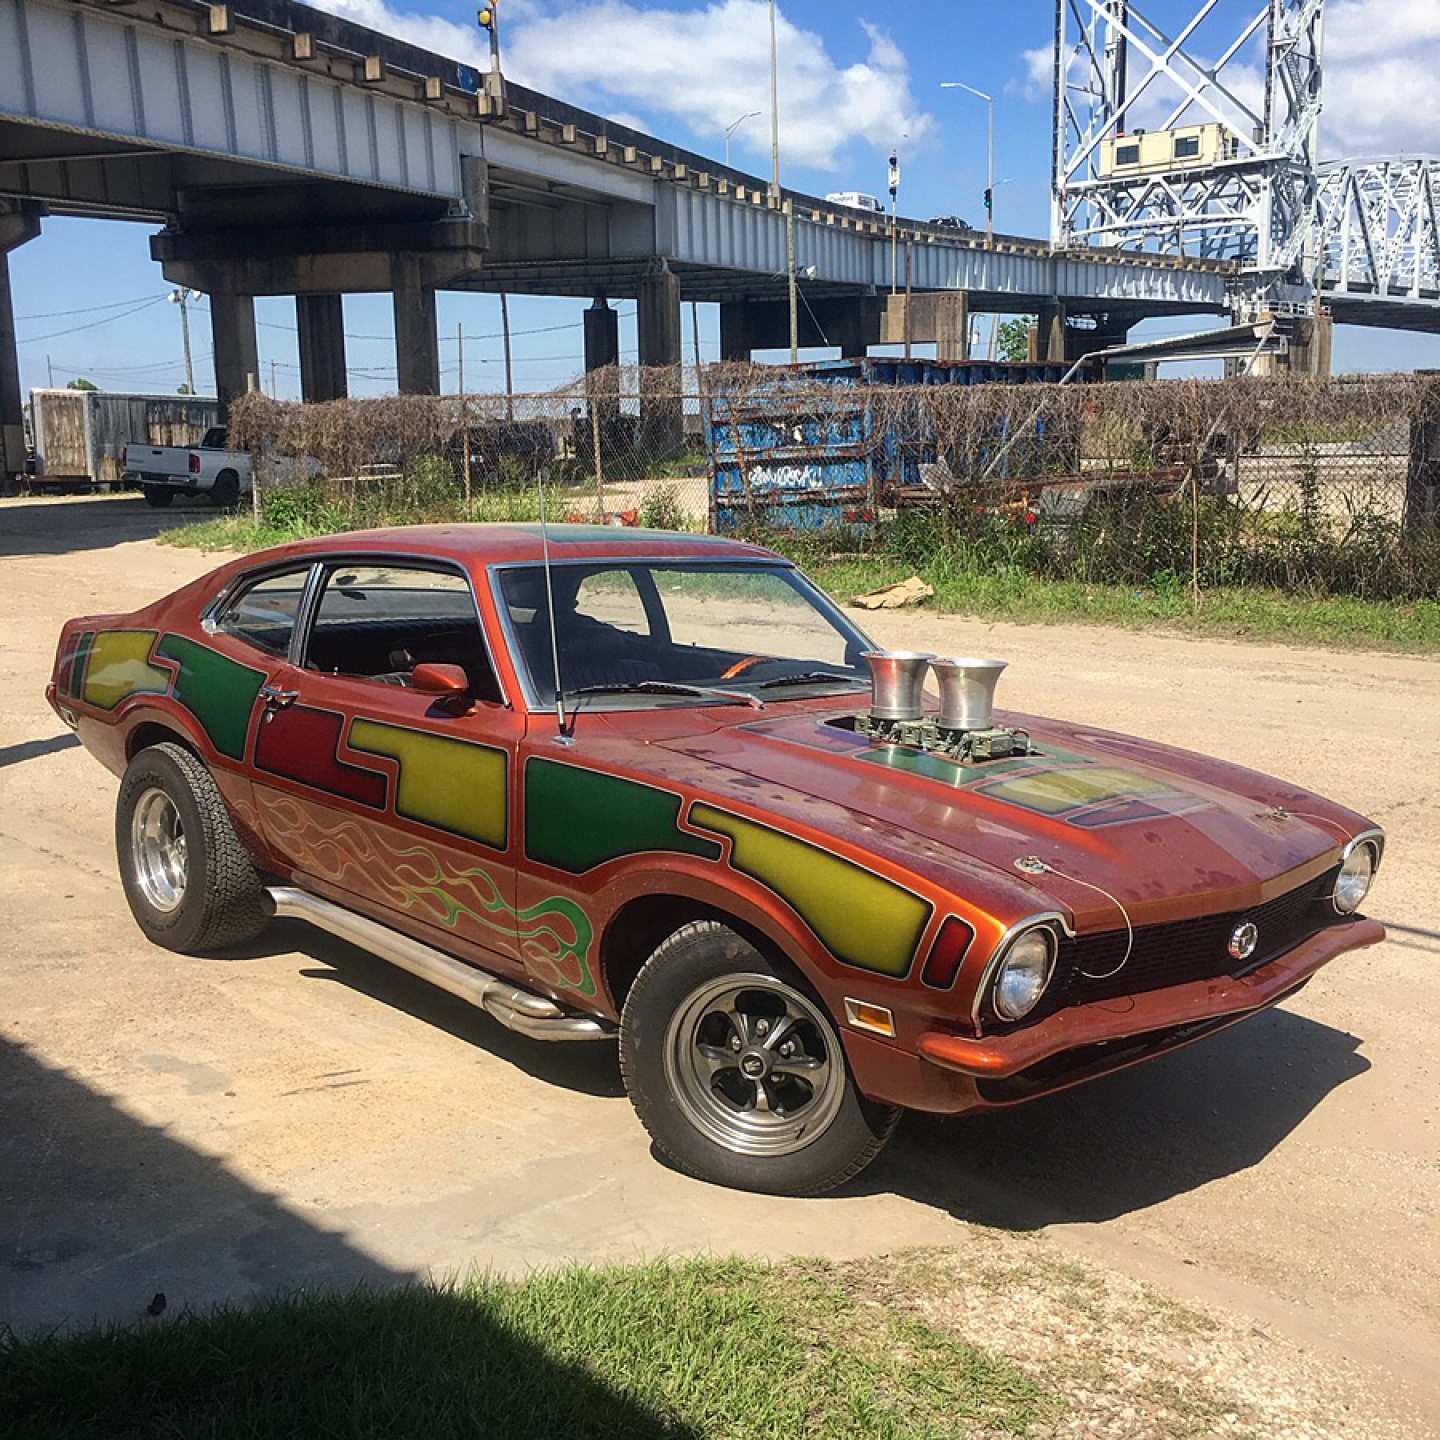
[
  {"x1": 14, "y1": 293, "x2": 170, "y2": 322},
  {"x1": 18, "y1": 295, "x2": 170, "y2": 345}
]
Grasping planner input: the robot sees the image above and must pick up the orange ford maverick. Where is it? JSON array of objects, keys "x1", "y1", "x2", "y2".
[{"x1": 48, "y1": 525, "x2": 1386, "y2": 1194}]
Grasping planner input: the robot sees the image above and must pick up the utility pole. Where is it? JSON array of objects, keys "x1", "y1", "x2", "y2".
[
  {"x1": 499, "y1": 292, "x2": 514, "y2": 420},
  {"x1": 168, "y1": 288, "x2": 197, "y2": 395},
  {"x1": 769, "y1": 0, "x2": 798, "y2": 362},
  {"x1": 459, "y1": 320, "x2": 472, "y2": 508}
]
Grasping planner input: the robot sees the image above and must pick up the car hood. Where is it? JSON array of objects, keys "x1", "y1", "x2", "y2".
[{"x1": 653, "y1": 706, "x2": 1366, "y2": 930}]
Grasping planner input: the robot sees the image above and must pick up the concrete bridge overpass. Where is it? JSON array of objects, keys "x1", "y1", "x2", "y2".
[{"x1": 0, "y1": 0, "x2": 1433, "y2": 478}]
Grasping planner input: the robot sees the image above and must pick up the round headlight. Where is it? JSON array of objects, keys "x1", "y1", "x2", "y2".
[
  {"x1": 1334, "y1": 843, "x2": 1375, "y2": 915},
  {"x1": 992, "y1": 928, "x2": 1056, "y2": 1021}
]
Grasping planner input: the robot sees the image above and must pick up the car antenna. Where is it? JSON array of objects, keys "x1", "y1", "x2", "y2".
[{"x1": 537, "y1": 467, "x2": 570, "y2": 741}]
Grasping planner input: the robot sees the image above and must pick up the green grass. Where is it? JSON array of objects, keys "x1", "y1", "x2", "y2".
[
  {"x1": 805, "y1": 554, "x2": 1440, "y2": 654},
  {"x1": 0, "y1": 1257, "x2": 1051, "y2": 1440}
]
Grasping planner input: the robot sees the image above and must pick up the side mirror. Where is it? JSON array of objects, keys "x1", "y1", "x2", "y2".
[{"x1": 411, "y1": 662, "x2": 470, "y2": 697}]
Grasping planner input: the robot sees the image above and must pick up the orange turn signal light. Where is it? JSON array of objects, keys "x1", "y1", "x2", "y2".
[{"x1": 843, "y1": 999, "x2": 895, "y2": 1037}]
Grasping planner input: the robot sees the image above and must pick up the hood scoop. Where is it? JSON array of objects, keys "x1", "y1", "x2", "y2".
[{"x1": 857, "y1": 650, "x2": 1031, "y2": 764}]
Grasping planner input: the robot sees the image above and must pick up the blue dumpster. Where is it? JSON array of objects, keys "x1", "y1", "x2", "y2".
[{"x1": 706, "y1": 356, "x2": 1083, "y2": 531}]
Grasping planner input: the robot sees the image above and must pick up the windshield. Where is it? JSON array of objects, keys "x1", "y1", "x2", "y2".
[{"x1": 496, "y1": 560, "x2": 874, "y2": 709}]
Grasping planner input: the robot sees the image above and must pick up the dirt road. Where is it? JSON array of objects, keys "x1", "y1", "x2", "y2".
[{"x1": 3, "y1": 494, "x2": 1437, "y2": 1434}]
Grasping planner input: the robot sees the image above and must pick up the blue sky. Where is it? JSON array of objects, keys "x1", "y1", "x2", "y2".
[{"x1": 9, "y1": 0, "x2": 1440, "y2": 397}]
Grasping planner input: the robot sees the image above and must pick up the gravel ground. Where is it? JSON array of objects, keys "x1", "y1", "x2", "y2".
[{"x1": 1, "y1": 493, "x2": 1436, "y2": 1438}]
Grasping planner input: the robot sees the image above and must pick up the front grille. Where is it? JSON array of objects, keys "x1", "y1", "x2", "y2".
[{"x1": 1002, "y1": 864, "x2": 1350, "y2": 1028}]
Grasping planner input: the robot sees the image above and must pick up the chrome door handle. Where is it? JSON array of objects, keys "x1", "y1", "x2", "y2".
[{"x1": 260, "y1": 685, "x2": 299, "y2": 710}]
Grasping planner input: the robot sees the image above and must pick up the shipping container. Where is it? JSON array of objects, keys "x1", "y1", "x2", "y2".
[
  {"x1": 706, "y1": 356, "x2": 1089, "y2": 531},
  {"x1": 29, "y1": 389, "x2": 222, "y2": 488}
]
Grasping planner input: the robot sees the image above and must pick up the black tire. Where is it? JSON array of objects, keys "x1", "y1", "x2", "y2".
[
  {"x1": 115, "y1": 742, "x2": 269, "y2": 953},
  {"x1": 142, "y1": 485, "x2": 174, "y2": 508},
  {"x1": 619, "y1": 921, "x2": 900, "y2": 1195},
  {"x1": 210, "y1": 470, "x2": 241, "y2": 508}
]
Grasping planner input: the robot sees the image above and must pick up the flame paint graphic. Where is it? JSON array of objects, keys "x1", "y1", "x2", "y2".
[{"x1": 257, "y1": 791, "x2": 596, "y2": 995}]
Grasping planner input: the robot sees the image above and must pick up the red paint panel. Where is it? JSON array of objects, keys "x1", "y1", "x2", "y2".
[
  {"x1": 255, "y1": 704, "x2": 387, "y2": 809},
  {"x1": 921, "y1": 915, "x2": 975, "y2": 991}
]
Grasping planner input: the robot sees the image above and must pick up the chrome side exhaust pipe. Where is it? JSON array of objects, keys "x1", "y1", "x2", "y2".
[
  {"x1": 266, "y1": 886, "x2": 615, "y2": 1041},
  {"x1": 931, "y1": 658, "x2": 1008, "y2": 732},
  {"x1": 861, "y1": 650, "x2": 935, "y2": 722}
]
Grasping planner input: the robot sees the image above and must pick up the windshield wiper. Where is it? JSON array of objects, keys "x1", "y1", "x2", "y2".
[
  {"x1": 755, "y1": 670, "x2": 867, "y2": 690},
  {"x1": 565, "y1": 680, "x2": 766, "y2": 710}
]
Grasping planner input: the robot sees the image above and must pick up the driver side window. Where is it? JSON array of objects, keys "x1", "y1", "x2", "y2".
[{"x1": 302, "y1": 563, "x2": 502, "y2": 702}]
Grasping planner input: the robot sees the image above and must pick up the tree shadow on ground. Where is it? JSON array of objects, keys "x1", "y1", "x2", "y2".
[
  {"x1": 0, "y1": 1035, "x2": 693, "y2": 1439},
  {"x1": 859, "y1": 1004, "x2": 1368, "y2": 1227}
]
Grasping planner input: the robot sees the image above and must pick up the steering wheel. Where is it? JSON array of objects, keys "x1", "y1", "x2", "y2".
[{"x1": 721, "y1": 655, "x2": 770, "y2": 680}]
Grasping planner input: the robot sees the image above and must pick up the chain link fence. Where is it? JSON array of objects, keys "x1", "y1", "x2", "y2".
[{"x1": 231, "y1": 365, "x2": 1440, "y2": 603}]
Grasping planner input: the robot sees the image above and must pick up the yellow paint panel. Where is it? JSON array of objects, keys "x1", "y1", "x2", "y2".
[
  {"x1": 691, "y1": 803, "x2": 930, "y2": 978},
  {"x1": 82, "y1": 630, "x2": 169, "y2": 711},
  {"x1": 982, "y1": 766, "x2": 1167, "y2": 816},
  {"x1": 348, "y1": 719, "x2": 508, "y2": 849}
]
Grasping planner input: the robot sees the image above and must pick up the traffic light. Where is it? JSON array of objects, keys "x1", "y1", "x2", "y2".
[
  {"x1": 984, "y1": 186, "x2": 993, "y2": 213},
  {"x1": 477, "y1": 4, "x2": 495, "y2": 29}
]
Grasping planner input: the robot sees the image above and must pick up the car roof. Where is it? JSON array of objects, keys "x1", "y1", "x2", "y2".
[{"x1": 238, "y1": 523, "x2": 782, "y2": 568}]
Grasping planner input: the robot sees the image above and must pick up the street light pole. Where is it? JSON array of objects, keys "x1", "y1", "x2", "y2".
[
  {"x1": 725, "y1": 110, "x2": 761, "y2": 169},
  {"x1": 769, "y1": 0, "x2": 798, "y2": 362},
  {"x1": 940, "y1": 80, "x2": 995, "y2": 249}
]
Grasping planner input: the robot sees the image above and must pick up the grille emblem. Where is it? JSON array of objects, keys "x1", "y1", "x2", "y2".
[{"x1": 1228, "y1": 922, "x2": 1259, "y2": 961}]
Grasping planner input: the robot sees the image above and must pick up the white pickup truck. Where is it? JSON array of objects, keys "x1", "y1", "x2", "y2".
[{"x1": 122, "y1": 427, "x2": 254, "y2": 508}]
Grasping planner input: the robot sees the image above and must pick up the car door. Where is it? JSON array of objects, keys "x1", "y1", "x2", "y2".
[{"x1": 250, "y1": 557, "x2": 526, "y2": 972}]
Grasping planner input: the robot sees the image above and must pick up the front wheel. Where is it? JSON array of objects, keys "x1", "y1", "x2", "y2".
[
  {"x1": 619, "y1": 921, "x2": 900, "y2": 1195},
  {"x1": 116, "y1": 742, "x2": 269, "y2": 953},
  {"x1": 142, "y1": 485, "x2": 174, "y2": 508}
]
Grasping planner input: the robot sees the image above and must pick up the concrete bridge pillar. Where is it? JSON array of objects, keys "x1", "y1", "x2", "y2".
[
  {"x1": 719, "y1": 304, "x2": 752, "y2": 362},
  {"x1": 638, "y1": 266, "x2": 683, "y2": 370},
  {"x1": 210, "y1": 284, "x2": 260, "y2": 416},
  {"x1": 935, "y1": 293, "x2": 970, "y2": 362},
  {"x1": 391, "y1": 255, "x2": 440, "y2": 396},
  {"x1": 296, "y1": 294, "x2": 348, "y2": 403},
  {"x1": 1, "y1": 203, "x2": 42, "y2": 489},
  {"x1": 1030, "y1": 304, "x2": 1068, "y2": 363},
  {"x1": 1, "y1": 256, "x2": 24, "y2": 490},
  {"x1": 583, "y1": 297, "x2": 620, "y2": 374},
  {"x1": 638, "y1": 266, "x2": 683, "y2": 456}
]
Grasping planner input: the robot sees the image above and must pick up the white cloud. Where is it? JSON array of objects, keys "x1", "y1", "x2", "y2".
[
  {"x1": 1323, "y1": 0, "x2": 1440, "y2": 156},
  {"x1": 306, "y1": 0, "x2": 931, "y2": 172},
  {"x1": 505, "y1": 1, "x2": 933, "y2": 170},
  {"x1": 306, "y1": 0, "x2": 487, "y2": 67}
]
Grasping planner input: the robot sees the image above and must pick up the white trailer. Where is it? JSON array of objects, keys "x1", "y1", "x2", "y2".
[{"x1": 28, "y1": 389, "x2": 222, "y2": 490}]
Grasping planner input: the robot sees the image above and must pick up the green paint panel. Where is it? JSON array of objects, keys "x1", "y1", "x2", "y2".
[
  {"x1": 155, "y1": 634, "x2": 266, "y2": 761},
  {"x1": 525, "y1": 760, "x2": 722, "y2": 874}
]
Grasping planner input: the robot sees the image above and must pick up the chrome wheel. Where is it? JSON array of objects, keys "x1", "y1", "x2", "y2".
[
  {"x1": 130, "y1": 786, "x2": 188, "y2": 913},
  {"x1": 663, "y1": 973, "x2": 846, "y2": 1157}
]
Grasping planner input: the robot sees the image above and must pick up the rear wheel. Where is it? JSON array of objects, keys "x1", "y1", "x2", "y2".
[
  {"x1": 116, "y1": 742, "x2": 268, "y2": 953},
  {"x1": 619, "y1": 921, "x2": 900, "y2": 1195},
  {"x1": 142, "y1": 485, "x2": 174, "y2": 508},
  {"x1": 210, "y1": 470, "x2": 241, "y2": 508}
]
